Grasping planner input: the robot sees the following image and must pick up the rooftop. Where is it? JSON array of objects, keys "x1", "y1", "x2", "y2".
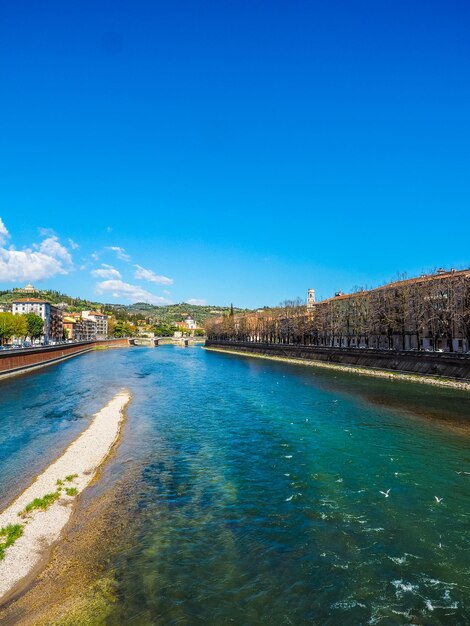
[{"x1": 13, "y1": 298, "x2": 50, "y2": 304}]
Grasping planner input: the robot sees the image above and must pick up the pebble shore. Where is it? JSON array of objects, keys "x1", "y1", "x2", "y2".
[{"x1": 0, "y1": 389, "x2": 131, "y2": 604}]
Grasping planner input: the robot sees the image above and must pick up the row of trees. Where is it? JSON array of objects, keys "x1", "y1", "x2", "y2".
[
  {"x1": 110, "y1": 320, "x2": 206, "y2": 338},
  {"x1": 0, "y1": 312, "x2": 44, "y2": 345},
  {"x1": 206, "y1": 271, "x2": 470, "y2": 353},
  {"x1": 111, "y1": 319, "x2": 137, "y2": 338}
]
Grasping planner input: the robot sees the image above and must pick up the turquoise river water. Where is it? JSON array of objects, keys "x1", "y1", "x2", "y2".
[{"x1": 0, "y1": 345, "x2": 469, "y2": 624}]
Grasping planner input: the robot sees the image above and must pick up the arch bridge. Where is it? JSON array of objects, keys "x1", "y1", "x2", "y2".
[{"x1": 128, "y1": 336, "x2": 205, "y2": 347}]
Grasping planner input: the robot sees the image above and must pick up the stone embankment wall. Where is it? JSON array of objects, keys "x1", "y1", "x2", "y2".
[
  {"x1": 0, "y1": 338, "x2": 130, "y2": 379},
  {"x1": 205, "y1": 341, "x2": 470, "y2": 381}
]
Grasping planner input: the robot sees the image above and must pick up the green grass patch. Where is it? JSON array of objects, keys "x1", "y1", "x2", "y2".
[
  {"x1": 0, "y1": 523, "x2": 24, "y2": 560},
  {"x1": 18, "y1": 476, "x2": 80, "y2": 517},
  {"x1": 20, "y1": 491, "x2": 61, "y2": 517}
]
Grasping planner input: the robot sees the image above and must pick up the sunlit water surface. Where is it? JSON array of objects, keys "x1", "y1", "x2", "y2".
[{"x1": 1, "y1": 346, "x2": 469, "y2": 625}]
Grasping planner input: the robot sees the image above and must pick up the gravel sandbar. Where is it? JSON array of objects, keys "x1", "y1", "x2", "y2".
[{"x1": 0, "y1": 389, "x2": 131, "y2": 604}]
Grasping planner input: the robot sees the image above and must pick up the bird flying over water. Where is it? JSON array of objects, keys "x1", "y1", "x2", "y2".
[
  {"x1": 380, "y1": 489, "x2": 391, "y2": 497},
  {"x1": 434, "y1": 496, "x2": 443, "y2": 504}
]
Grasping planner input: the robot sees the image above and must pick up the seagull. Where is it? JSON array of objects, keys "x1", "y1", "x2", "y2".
[
  {"x1": 434, "y1": 496, "x2": 443, "y2": 504},
  {"x1": 286, "y1": 493, "x2": 302, "y2": 502},
  {"x1": 380, "y1": 489, "x2": 391, "y2": 497},
  {"x1": 456, "y1": 471, "x2": 470, "y2": 475}
]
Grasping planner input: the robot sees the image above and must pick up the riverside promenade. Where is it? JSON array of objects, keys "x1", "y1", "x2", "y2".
[
  {"x1": 205, "y1": 340, "x2": 470, "y2": 385},
  {"x1": 0, "y1": 339, "x2": 130, "y2": 380}
]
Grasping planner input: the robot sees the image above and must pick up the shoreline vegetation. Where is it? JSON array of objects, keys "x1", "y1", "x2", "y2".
[
  {"x1": 204, "y1": 346, "x2": 470, "y2": 390},
  {"x1": 0, "y1": 389, "x2": 131, "y2": 606}
]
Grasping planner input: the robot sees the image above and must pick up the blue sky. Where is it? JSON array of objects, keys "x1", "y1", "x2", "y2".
[{"x1": 1, "y1": 0, "x2": 469, "y2": 308}]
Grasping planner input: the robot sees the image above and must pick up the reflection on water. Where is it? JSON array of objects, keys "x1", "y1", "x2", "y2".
[{"x1": 0, "y1": 346, "x2": 469, "y2": 624}]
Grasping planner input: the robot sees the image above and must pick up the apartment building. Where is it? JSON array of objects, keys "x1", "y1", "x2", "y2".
[
  {"x1": 12, "y1": 298, "x2": 63, "y2": 342},
  {"x1": 81, "y1": 311, "x2": 108, "y2": 339}
]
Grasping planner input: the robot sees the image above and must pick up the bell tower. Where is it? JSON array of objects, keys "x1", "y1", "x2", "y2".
[{"x1": 307, "y1": 288, "x2": 316, "y2": 309}]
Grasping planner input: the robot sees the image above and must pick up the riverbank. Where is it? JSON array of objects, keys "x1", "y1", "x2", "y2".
[
  {"x1": 0, "y1": 454, "x2": 142, "y2": 626},
  {"x1": 0, "y1": 339, "x2": 131, "y2": 382},
  {"x1": 205, "y1": 346, "x2": 470, "y2": 390},
  {"x1": 0, "y1": 389, "x2": 131, "y2": 605}
]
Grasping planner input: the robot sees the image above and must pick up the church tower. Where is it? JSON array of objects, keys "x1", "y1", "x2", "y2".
[{"x1": 307, "y1": 289, "x2": 316, "y2": 309}]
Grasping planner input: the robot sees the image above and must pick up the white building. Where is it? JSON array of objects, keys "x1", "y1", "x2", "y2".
[
  {"x1": 13, "y1": 283, "x2": 38, "y2": 294},
  {"x1": 81, "y1": 311, "x2": 108, "y2": 339},
  {"x1": 183, "y1": 314, "x2": 197, "y2": 330},
  {"x1": 12, "y1": 298, "x2": 63, "y2": 342}
]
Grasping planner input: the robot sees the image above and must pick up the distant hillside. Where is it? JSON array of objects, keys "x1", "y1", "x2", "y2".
[
  {"x1": 0, "y1": 289, "x2": 250, "y2": 325},
  {"x1": 109, "y1": 302, "x2": 249, "y2": 324},
  {"x1": 0, "y1": 289, "x2": 103, "y2": 311}
]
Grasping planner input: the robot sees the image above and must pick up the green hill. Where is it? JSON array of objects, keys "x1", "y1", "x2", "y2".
[{"x1": 0, "y1": 289, "x2": 250, "y2": 325}]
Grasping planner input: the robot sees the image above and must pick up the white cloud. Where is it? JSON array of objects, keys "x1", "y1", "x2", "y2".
[
  {"x1": 106, "y1": 246, "x2": 131, "y2": 262},
  {"x1": 187, "y1": 298, "x2": 207, "y2": 305},
  {"x1": 38, "y1": 227, "x2": 56, "y2": 238},
  {"x1": 0, "y1": 222, "x2": 74, "y2": 282},
  {"x1": 68, "y1": 238, "x2": 79, "y2": 250},
  {"x1": 90, "y1": 251, "x2": 100, "y2": 261},
  {"x1": 0, "y1": 249, "x2": 66, "y2": 282},
  {"x1": 0, "y1": 218, "x2": 10, "y2": 246},
  {"x1": 91, "y1": 264, "x2": 122, "y2": 280},
  {"x1": 95, "y1": 279, "x2": 171, "y2": 305},
  {"x1": 134, "y1": 264, "x2": 173, "y2": 285},
  {"x1": 37, "y1": 237, "x2": 73, "y2": 265}
]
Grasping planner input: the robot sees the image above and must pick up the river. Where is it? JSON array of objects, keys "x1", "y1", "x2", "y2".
[{"x1": 1, "y1": 345, "x2": 469, "y2": 624}]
